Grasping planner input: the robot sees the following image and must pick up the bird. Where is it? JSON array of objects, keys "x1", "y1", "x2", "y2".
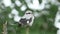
[{"x1": 18, "y1": 10, "x2": 34, "y2": 27}]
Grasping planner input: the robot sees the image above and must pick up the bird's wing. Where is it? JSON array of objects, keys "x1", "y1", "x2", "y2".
[{"x1": 19, "y1": 18, "x2": 27, "y2": 25}]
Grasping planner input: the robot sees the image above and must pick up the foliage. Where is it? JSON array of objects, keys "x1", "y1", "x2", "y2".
[{"x1": 0, "y1": 0, "x2": 59, "y2": 34}]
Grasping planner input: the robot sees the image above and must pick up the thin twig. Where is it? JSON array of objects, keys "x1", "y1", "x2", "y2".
[{"x1": 26, "y1": 27, "x2": 29, "y2": 34}]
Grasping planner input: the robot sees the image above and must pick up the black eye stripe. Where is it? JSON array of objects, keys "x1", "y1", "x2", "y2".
[{"x1": 26, "y1": 13, "x2": 31, "y2": 14}]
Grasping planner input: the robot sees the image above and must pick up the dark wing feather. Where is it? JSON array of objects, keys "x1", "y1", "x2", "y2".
[
  {"x1": 19, "y1": 18, "x2": 32, "y2": 25},
  {"x1": 19, "y1": 18, "x2": 27, "y2": 25},
  {"x1": 27, "y1": 18, "x2": 32, "y2": 23}
]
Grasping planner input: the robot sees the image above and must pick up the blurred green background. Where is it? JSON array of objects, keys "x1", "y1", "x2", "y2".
[{"x1": 0, "y1": 0, "x2": 59, "y2": 34}]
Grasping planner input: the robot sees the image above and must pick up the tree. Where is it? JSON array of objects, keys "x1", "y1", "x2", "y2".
[{"x1": 0, "y1": 0, "x2": 60, "y2": 34}]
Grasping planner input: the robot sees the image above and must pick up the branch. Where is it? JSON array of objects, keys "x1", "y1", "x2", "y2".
[
  {"x1": 3, "y1": 21, "x2": 7, "y2": 34},
  {"x1": 26, "y1": 27, "x2": 29, "y2": 34}
]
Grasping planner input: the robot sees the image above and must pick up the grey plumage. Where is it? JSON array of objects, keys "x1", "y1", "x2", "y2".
[{"x1": 19, "y1": 18, "x2": 32, "y2": 25}]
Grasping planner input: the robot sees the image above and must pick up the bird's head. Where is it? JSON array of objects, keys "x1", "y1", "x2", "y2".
[
  {"x1": 23, "y1": 10, "x2": 33, "y2": 19},
  {"x1": 25, "y1": 10, "x2": 32, "y2": 15}
]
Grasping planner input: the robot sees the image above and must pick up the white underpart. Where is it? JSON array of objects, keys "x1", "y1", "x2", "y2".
[
  {"x1": 15, "y1": 0, "x2": 22, "y2": 7},
  {"x1": 14, "y1": 15, "x2": 21, "y2": 22},
  {"x1": 11, "y1": 9, "x2": 19, "y2": 15},
  {"x1": 29, "y1": 16, "x2": 34, "y2": 26},
  {"x1": 20, "y1": 5, "x2": 27, "y2": 11},
  {"x1": 22, "y1": 15, "x2": 33, "y2": 26},
  {"x1": 54, "y1": 11, "x2": 60, "y2": 29},
  {"x1": 3, "y1": 0, "x2": 12, "y2": 7}
]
